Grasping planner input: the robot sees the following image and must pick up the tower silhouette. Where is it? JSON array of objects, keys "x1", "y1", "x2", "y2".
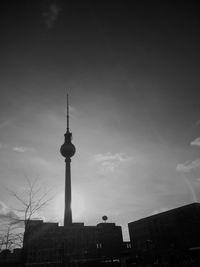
[
  {"x1": 21, "y1": 95, "x2": 124, "y2": 267},
  {"x1": 60, "y1": 94, "x2": 76, "y2": 226}
]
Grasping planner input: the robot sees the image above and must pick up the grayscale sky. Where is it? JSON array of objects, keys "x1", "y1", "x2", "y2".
[{"x1": 1, "y1": 1, "x2": 200, "y2": 240}]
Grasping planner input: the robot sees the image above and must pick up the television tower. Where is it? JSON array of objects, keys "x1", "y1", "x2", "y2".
[{"x1": 60, "y1": 94, "x2": 76, "y2": 226}]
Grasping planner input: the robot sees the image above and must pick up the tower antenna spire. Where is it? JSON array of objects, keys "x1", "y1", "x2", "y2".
[{"x1": 67, "y1": 93, "x2": 69, "y2": 133}]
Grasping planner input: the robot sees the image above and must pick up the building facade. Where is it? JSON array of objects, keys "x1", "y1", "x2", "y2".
[
  {"x1": 128, "y1": 202, "x2": 200, "y2": 265},
  {"x1": 24, "y1": 220, "x2": 123, "y2": 266}
]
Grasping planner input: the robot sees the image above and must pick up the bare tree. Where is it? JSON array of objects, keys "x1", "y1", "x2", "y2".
[
  {"x1": 0, "y1": 223, "x2": 23, "y2": 251},
  {"x1": 0, "y1": 178, "x2": 52, "y2": 250},
  {"x1": 10, "y1": 178, "x2": 52, "y2": 230}
]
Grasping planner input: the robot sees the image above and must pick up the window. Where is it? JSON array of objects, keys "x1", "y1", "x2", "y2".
[
  {"x1": 96, "y1": 243, "x2": 102, "y2": 249},
  {"x1": 126, "y1": 243, "x2": 131, "y2": 249}
]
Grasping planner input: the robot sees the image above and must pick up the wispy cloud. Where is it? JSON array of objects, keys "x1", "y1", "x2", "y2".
[
  {"x1": 94, "y1": 152, "x2": 132, "y2": 163},
  {"x1": 0, "y1": 200, "x2": 20, "y2": 225},
  {"x1": 176, "y1": 130, "x2": 200, "y2": 202},
  {"x1": 42, "y1": 2, "x2": 61, "y2": 29},
  {"x1": 94, "y1": 152, "x2": 132, "y2": 173},
  {"x1": 12, "y1": 146, "x2": 33, "y2": 153},
  {"x1": 0, "y1": 143, "x2": 33, "y2": 153},
  {"x1": 191, "y1": 137, "x2": 200, "y2": 147},
  {"x1": 176, "y1": 159, "x2": 200, "y2": 173},
  {"x1": 0, "y1": 200, "x2": 8, "y2": 214},
  {"x1": 177, "y1": 133, "x2": 200, "y2": 172}
]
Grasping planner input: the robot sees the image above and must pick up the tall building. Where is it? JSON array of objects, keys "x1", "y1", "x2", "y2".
[
  {"x1": 60, "y1": 94, "x2": 76, "y2": 226},
  {"x1": 23, "y1": 95, "x2": 124, "y2": 267}
]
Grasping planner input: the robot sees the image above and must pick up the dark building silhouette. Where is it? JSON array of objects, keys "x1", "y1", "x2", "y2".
[
  {"x1": 128, "y1": 202, "x2": 200, "y2": 265},
  {"x1": 22, "y1": 96, "x2": 124, "y2": 266},
  {"x1": 24, "y1": 220, "x2": 123, "y2": 266},
  {"x1": 0, "y1": 248, "x2": 22, "y2": 267}
]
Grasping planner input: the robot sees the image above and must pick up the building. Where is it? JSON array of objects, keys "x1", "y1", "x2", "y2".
[
  {"x1": 0, "y1": 248, "x2": 22, "y2": 267},
  {"x1": 128, "y1": 202, "x2": 200, "y2": 265},
  {"x1": 24, "y1": 220, "x2": 123, "y2": 266}
]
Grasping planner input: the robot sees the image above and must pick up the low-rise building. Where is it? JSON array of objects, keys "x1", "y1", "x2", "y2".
[
  {"x1": 0, "y1": 248, "x2": 22, "y2": 267},
  {"x1": 24, "y1": 220, "x2": 123, "y2": 266},
  {"x1": 128, "y1": 202, "x2": 200, "y2": 265}
]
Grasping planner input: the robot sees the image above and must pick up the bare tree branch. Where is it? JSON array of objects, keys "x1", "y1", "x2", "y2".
[
  {"x1": 1, "y1": 178, "x2": 53, "y2": 250},
  {"x1": 0, "y1": 224, "x2": 23, "y2": 251}
]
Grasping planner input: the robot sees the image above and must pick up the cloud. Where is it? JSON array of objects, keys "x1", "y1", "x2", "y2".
[
  {"x1": 176, "y1": 158, "x2": 200, "y2": 202},
  {"x1": 0, "y1": 143, "x2": 33, "y2": 153},
  {"x1": 12, "y1": 146, "x2": 28, "y2": 153},
  {"x1": 176, "y1": 159, "x2": 200, "y2": 173},
  {"x1": 42, "y1": 2, "x2": 61, "y2": 28},
  {"x1": 94, "y1": 152, "x2": 132, "y2": 163},
  {"x1": 94, "y1": 152, "x2": 132, "y2": 173},
  {"x1": 191, "y1": 137, "x2": 200, "y2": 147},
  {"x1": 12, "y1": 146, "x2": 33, "y2": 153},
  {"x1": 0, "y1": 200, "x2": 20, "y2": 225},
  {"x1": 0, "y1": 200, "x2": 8, "y2": 214}
]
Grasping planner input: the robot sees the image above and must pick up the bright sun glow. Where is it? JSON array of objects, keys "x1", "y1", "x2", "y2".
[{"x1": 54, "y1": 191, "x2": 85, "y2": 222}]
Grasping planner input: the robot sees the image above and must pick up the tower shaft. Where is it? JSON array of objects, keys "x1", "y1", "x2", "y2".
[{"x1": 64, "y1": 157, "x2": 72, "y2": 225}]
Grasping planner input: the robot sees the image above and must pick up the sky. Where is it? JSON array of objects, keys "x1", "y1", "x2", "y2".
[{"x1": 1, "y1": 1, "x2": 200, "y2": 241}]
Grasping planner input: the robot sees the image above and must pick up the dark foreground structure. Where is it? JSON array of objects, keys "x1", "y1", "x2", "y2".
[
  {"x1": 128, "y1": 202, "x2": 200, "y2": 266},
  {"x1": 1, "y1": 202, "x2": 200, "y2": 266},
  {"x1": 0, "y1": 248, "x2": 22, "y2": 267},
  {"x1": 23, "y1": 220, "x2": 123, "y2": 267}
]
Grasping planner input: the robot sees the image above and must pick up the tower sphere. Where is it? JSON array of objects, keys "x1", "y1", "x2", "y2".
[{"x1": 60, "y1": 141, "x2": 76, "y2": 158}]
